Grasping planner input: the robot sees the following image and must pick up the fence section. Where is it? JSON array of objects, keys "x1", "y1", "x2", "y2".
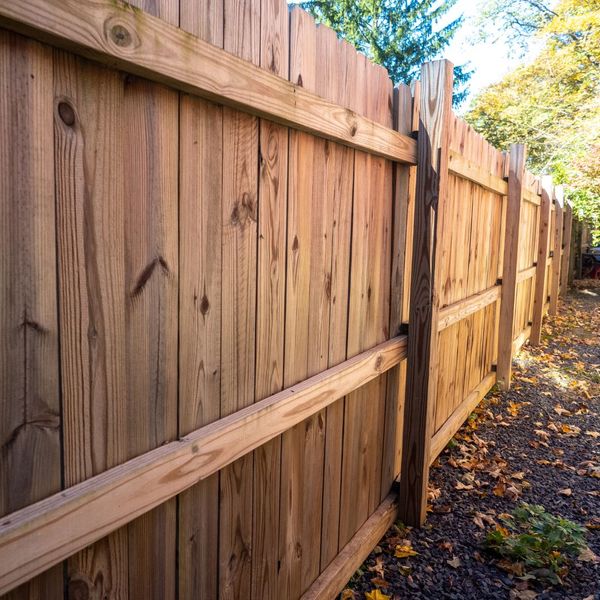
[{"x1": 0, "y1": 1, "x2": 572, "y2": 599}]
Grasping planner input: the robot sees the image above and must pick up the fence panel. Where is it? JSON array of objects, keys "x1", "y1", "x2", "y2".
[{"x1": 0, "y1": 1, "x2": 571, "y2": 598}]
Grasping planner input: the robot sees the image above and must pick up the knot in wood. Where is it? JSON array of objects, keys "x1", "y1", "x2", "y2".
[
  {"x1": 57, "y1": 101, "x2": 76, "y2": 127},
  {"x1": 110, "y1": 24, "x2": 132, "y2": 47}
]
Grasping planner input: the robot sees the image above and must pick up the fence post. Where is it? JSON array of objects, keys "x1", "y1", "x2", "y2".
[
  {"x1": 530, "y1": 175, "x2": 553, "y2": 346},
  {"x1": 560, "y1": 202, "x2": 572, "y2": 295},
  {"x1": 496, "y1": 144, "x2": 526, "y2": 390},
  {"x1": 398, "y1": 59, "x2": 453, "y2": 526},
  {"x1": 549, "y1": 185, "x2": 564, "y2": 315}
]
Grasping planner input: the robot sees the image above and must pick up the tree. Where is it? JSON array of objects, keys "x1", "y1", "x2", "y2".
[
  {"x1": 467, "y1": 0, "x2": 600, "y2": 240},
  {"x1": 300, "y1": 0, "x2": 471, "y2": 105},
  {"x1": 474, "y1": 0, "x2": 557, "y2": 55}
]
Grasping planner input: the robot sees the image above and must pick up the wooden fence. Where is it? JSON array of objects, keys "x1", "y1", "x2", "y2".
[{"x1": 0, "y1": 1, "x2": 572, "y2": 598}]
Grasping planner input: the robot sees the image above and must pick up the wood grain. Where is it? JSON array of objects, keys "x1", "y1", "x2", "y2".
[
  {"x1": 549, "y1": 186, "x2": 564, "y2": 315},
  {"x1": 0, "y1": 0, "x2": 417, "y2": 163},
  {"x1": 219, "y1": 1, "x2": 260, "y2": 596},
  {"x1": 0, "y1": 336, "x2": 406, "y2": 596},
  {"x1": 251, "y1": 1, "x2": 288, "y2": 597},
  {"x1": 398, "y1": 60, "x2": 454, "y2": 526},
  {"x1": 54, "y1": 51, "x2": 129, "y2": 600},
  {"x1": 0, "y1": 30, "x2": 62, "y2": 600},
  {"x1": 496, "y1": 144, "x2": 526, "y2": 390},
  {"x1": 177, "y1": 3, "x2": 223, "y2": 598},
  {"x1": 530, "y1": 176, "x2": 553, "y2": 345}
]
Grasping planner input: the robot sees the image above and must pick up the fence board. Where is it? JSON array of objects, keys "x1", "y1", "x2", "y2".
[
  {"x1": 54, "y1": 51, "x2": 130, "y2": 600},
  {"x1": 178, "y1": 3, "x2": 223, "y2": 598},
  {"x1": 251, "y1": 1, "x2": 288, "y2": 597},
  {"x1": 0, "y1": 31, "x2": 62, "y2": 600}
]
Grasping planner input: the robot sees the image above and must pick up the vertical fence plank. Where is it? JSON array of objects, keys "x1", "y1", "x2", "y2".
[
  {"x1": 398, "y1": 59, "x2": 454, "y2": 526},
  {"x1": 54, "y1": 52, "x2": 129, "y2": 600},
  {"x1": 496, "y1": 144, "x2": 526, "y2": 390},
  {"x1": 0, "y1": 32, "x2": 62, "y2": 600},
  {"x1": 220, "y1": 0, "x2": 260, "y2": 597},
  {"x1": 560, "y1": 202, "x2": 572, "y2": 296},
  {"x1": 381, "y1": 83, "x2": 413, "y2": 499},
  {"x1": 122, "y1": 6, "x2": 179, "y2": 599},
  {"x1": 340, "y1": 56, "x2": 394, "y2": 543},
  {"x1": 251, "y1": 0, "x2": 289, "y2": 598},
  {"x1": 530, "y1": 176, "x2": 553, "y2": 346},
  {"x1": 123, "y1": 76, "x2": 178, "y2": 600},
  {"x1": 549, "y1": 185, "x2": 564, "y2": 315},
  {"x1": 318, "y1": 33, "x2": 354, "y2": 573},
  {"x1": 178, "y1": 3, "x2": 224, "y2": 598}
]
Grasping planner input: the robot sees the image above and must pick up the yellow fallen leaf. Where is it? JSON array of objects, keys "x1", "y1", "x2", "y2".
[
  {"x1": 394, "y1": 544, "x2": 418, "y2": 559},
  {"x1": 585, "y1": 431, "x2": 600, "y2": 438},
  {"x1": 365, "y1": 590, "x2": 391, "y2": 600}
]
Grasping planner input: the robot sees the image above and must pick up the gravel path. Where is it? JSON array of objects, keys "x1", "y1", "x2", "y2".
[{"x1": 343, "y1": 280, "x2": 600, "y2": 600}]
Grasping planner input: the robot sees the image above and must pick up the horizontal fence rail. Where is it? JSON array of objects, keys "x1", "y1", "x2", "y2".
[
  {"x1": 0, "y1": 1, "x2": 572, "y2": 598},
  {"x1": 0, "y1": 337, "x2": 406, "y2": 594},
  {"x1": 0, "y1": 0, "x2": 417, "y2": 163}
]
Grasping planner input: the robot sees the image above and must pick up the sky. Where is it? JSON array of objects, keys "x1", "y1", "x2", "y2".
[{"x1": 441, "y1": 0, "x2": 525, "y2": 110}]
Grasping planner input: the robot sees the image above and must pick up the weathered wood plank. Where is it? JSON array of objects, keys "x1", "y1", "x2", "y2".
[
  {"x1": 54, "y1": 51, "x2": 129, "y2": 600},
  {"x1": 549, "y1": 186, "x2": 564, "y2": 315},
  {"x1": 0, "y1": 336, "x2": 406, "y2": 596},
  {"x1": 120, "y1": 7, "x2": 178, "y2": 598},
  {"x1": 398, "y1": 59, "x2": 454, "y2": 526},
  {"x1": 251, "y1": 1, "x2": 288, "y2": 598},
  {"x1": 381, "y1": 83, "x2": 413, "y2": 502},
  {"x1": 530, "y1": 176, "x2": 553, "y2": 345},
  {"x1": 0, "y1": 0, "x2": 417, "y2": 163},
  {"x1": 177, "y1": 3, "x2": 223, "y2": 597},
  {"x1": 560, "y1": 202, "x2": 572, "y2": 296},
  {"x1": 0, "y1": 31, "x2": 62, "y2": 600},
  {"x1": 123, "y1": 73, "x2": 178, "y2": 600},
  {"x1": 496, "y1": 144, "x2": 526, "y2": 390},
  {"x1": 437, "y1": 286, "x2": 501, "y2": 331},
  {"x1": 219, "y1": 1, "x2": 260, "y2": 596},
  {"x1": 340, "y1": 53, "x2": 394, "y2": 544},
  {"x1": 448, "y1": 149, "x2": 508, "y2": 196}
]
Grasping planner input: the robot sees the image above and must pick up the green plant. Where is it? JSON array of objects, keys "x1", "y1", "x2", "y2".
[{"x1": 484, "y1": 504, "x2": 588, "y2": 584}]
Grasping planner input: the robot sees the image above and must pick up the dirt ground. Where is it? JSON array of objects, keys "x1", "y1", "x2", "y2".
[{"x1": 344, "y1": 280, "x2": 600, "y2": 600}]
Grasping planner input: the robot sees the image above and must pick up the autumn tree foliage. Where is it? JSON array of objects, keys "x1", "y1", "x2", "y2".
[{"x1": 467, "y1": 0, "x2": 600, "y2": 240}]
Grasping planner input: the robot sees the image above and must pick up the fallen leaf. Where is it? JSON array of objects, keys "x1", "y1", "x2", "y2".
[
  {"x1": 509, "y1": 590, "x2": 537, "y2": 600},
  {"x1": 370, "y1": 577, "x2": 389, "y2": 588},
  {"x1": 578, "y1": 547, "x2": 599, "y2": 563},
  {"x1": 558, "y1": 488, "x2": 572, "y2": 496},
  {"x1": 585, "y1": 431, "x2": 600, "y2": 438},
  {"x1": 553, "y1": 405, "x2": 572, "y2": 417},
  {"x1": 447, "y1": 556, "x2": 461, "y2": 568},
  {"x1": 365, "y1": 590, "x2": 390, "y2": 600},
  {"x1": 340, "y1": 589, "x2": 356, "y2": 600},
  {"x1": 394, "y1": 544, "x2": 418, "y2": 559},
  {"x1": 438, "y1": 541, "x2": 453, "y2": 551},
  {"x1": 455, "y1": 481, "x2": 474, "y2": 491}
]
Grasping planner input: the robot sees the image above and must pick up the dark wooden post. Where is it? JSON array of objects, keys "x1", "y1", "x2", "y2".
[
  {"x1": 398, "y1": 59, "x2": 453, "y2": 526},
  {"x1": 549, "y1": 185, "x2": 564, "y2": 315},
  {"x1": 560, "y1": 202, "x2": 572, "y2": 296},
  {"x1": 497, "y1": 144, "x2": 526, "y2": 390},
  {"x1": 530, "y1": 175, "x2": 553, "y2": 346}
]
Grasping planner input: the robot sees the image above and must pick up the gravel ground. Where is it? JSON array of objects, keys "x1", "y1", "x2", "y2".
[{"x1": 343, "y1": 280, "x2": 600, "y2": 600}]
